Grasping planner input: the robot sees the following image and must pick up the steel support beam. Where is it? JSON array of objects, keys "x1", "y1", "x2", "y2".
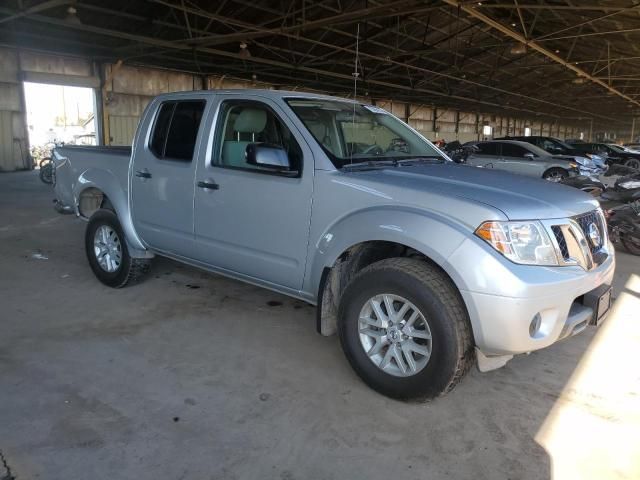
[{"x1": 443, "y1": 0, "x2": 640, "y2": 109}]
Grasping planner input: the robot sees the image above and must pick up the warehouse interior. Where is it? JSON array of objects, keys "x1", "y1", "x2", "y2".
[
  {"x1": 1, "y1": 2, "x2": 640, "y2": 480},
  {"x1": 1, "y1": 1, "x2": 640, "y2": 170}
]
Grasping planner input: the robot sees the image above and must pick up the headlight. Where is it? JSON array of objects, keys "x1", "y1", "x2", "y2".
[
  {"x1": 569, "y1": 162, "x2": 578, "y2": 169},
  {"x1": 475, "y1": 221, "x2": 559, "y2": 265}
]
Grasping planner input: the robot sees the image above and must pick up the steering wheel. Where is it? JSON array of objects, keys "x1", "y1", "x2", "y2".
[{"x1": 362, "y1": 144, "x2": 384, "y2": 155}]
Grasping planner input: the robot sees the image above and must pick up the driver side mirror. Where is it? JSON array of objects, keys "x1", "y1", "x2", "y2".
[
  {"x1": 246, "y1": 143, "x2": 296, "y2": 173},
  {"x1": 524, "y1": 152, "x2": 536, "y2": 159}
]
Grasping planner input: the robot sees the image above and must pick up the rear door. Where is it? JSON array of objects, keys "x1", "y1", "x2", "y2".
[
  {"x1": 193, "y1": 96, "x2": 314, "y2": 289},
  {"x1": 130, "y1": 98, "x2": 207, "y2": 255}
]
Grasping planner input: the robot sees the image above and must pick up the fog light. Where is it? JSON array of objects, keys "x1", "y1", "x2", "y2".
[{"x1": 529, "y1": 313, "x2": 542, "y2": 337}]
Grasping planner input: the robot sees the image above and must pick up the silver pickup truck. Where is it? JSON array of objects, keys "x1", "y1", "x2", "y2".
[{"x1": 53, "y1": 89, "x2": 615, "y2": 400}]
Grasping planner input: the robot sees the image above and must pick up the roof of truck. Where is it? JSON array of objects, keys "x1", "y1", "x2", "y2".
[{"x1": 159, "y1": 89, "x2": 362, "y2": 104}]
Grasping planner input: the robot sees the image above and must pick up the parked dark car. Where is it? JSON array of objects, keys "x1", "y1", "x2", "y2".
[
  {"x1": 497, "y1": 136, "x2": 584, "y2": 156},
  {"x1": 566, "y1": 141, "x2": 640, "y2": 168}
]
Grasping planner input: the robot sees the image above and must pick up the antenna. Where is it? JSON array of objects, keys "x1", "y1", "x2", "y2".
[{"x1": 350, "y1": 23, "x2": 360, "y2": 163}]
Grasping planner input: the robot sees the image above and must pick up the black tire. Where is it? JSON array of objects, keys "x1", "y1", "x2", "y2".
[
  {"x1": 85, "y1": 209, "x2": 150, "y2": 288},
  {"x1": 39, "y1": 156, "x2": 52, "y2": 168},
  {"x1": 542, "y1": 168, "x2": 569, "y2": 182},
  {"x1": 621, "y1": 234, "x2": 640, "y2": 256},
  {"x1": 39, "y1": 163, "x2": 53, "y2": 184},
  {"x1": 624, "y1": 158, "x2": 640, "y2": 170},
  {"x1": 337, "y1": 258, "x2": 474, "y2": 401}
]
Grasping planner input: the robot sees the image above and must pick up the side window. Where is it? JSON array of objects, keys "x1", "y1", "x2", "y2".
[
  {"x1": 541, "y1": 139, "x2": 555, "y2": 151},
  {"x1": 149, "y1": 100, "x2": 205, "y2": 161},
  {"x1": 476, "y1": 143, "x2": 500, "y2": 155},
  {"x1": 502, "y1": 143, "x2": 529, "y2": 157},
  {"x1": 150, "y1": 103, "x2": 174, "y2": 157},
  {"x1": 214, "y1": 101, "x2": 302, "y2": 175}
]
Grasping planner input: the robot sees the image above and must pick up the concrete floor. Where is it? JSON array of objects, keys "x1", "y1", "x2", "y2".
[{"x1": 1, "y1": 171, "x2": 639, "y2": 480}]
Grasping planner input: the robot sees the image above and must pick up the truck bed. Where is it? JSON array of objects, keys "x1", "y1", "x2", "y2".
[{"x1": 53, "y1": 145, "x2": 132, "y2": 215}]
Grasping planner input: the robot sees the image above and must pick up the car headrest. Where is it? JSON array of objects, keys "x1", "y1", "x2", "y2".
[{"x1": 234, "y1": 108, "x2": 267, "y2": 134}]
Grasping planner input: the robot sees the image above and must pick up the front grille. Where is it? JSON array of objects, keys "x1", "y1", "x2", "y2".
[
  {"x1": 574, "y1": 210, "x2": 604, "y2": 254},
  {"x1": 548, "y1": 209, "x2": 607, "y2": 269},
  {"x1": 551, "y1": 225, "x2": 570, "y2": 260}
]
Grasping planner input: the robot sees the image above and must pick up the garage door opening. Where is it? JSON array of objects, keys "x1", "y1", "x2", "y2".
[{"x1": 23, "y1": 82, "x2": 97, "y2": 166}]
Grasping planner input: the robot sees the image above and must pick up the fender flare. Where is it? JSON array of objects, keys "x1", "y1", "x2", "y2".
[
  {"x1": 74, "y1": 168, "x2": 149, "y2": 255},
  {"x1": 304, "y1": 206, "x2": 474, "y2": 298}
]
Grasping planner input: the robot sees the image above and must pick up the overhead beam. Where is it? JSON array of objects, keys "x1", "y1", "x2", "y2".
[
  {"x1": 0, "y1": 7, "x2": 617, "y2": 121},
  {"x1": 0, "y1": 0, "x2": 68, "y2": 25},
  {"x1": 442, "y1": 0, "x2": 640, "y2": 109}
]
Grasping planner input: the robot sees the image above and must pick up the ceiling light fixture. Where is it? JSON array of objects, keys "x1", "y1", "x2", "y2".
[
  {"x1": 239, "y1": 42, "x2": 251, "y2": 59},
  {"x1": 65, "y1": 6, "x2": 81, "y2": 25},
  {"x1": 510, "y1": 44, "x2": 527, "y2": 55}
]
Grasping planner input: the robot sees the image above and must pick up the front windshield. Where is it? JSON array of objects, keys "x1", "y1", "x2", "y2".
[
  {"x1": 286, "y1": 98, "x2": 446, "y2": 168},
  {"x1": 608, "y1": 144, "x2": 625, "y2": 153}
]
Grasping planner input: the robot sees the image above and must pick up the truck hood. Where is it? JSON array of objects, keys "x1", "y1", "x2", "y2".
[{"x1": 343, "y1": 162, "x2": 599, "y2": 220}]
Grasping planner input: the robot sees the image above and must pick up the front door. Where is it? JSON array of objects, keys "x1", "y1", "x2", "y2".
[
  {"x1": 466, "y1": 142, "x2": 502, "y2": 169},
  {"x1": 499, "y1": 142, "x2": 542, "y2": 177},
  {"x1": 193, "y1": 97, "x2": 314, "y2": 290},
  {"x1": 131, "y1": 98, "x2": 207, "y2": 255}
]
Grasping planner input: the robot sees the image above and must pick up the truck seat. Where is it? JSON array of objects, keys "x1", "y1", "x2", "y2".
[{"x1": 222, "y1": 108, "x2": 267, "y2": 168}]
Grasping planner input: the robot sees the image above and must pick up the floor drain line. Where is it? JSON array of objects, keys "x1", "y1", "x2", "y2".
[{"x1": 0, "y1": 450, "x2": 15, "y2": 480}]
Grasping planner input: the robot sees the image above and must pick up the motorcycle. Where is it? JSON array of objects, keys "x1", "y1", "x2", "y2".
[{"x1": 604, "y1": 201, "x2": 640, "y2": 256}]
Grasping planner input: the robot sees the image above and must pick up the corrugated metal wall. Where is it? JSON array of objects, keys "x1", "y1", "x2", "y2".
[
  {"x1": 104, "y1": 64, "x2": 201, "y2": 145},
  {"x1": 0, "y1": 48, "x2": 29, "y2": 172},
  {"x1": 0, "y1": 45, "x2": 590, "y2": 171}
]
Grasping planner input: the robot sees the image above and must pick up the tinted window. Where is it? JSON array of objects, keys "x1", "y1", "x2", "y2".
[
  {"x1": 150, "y1": 103, "x2": 174, "y2": 157},
  {"x1": 475, "y1": 142, "x2": 500, "y2": 155},
  {"x1": 214, "y1": 101, "x2": 302, "y2": 175},
  {"x1": 149, "y1": 100, "x2": 205, "y2": 161},
  {"x1": 502, "y1": 143, "x2": 530, "y2": 157}
]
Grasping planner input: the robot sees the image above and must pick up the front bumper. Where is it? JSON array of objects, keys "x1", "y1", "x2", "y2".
[{"x1": 448, "y1": 237, "x2": 615, "y2": 356}]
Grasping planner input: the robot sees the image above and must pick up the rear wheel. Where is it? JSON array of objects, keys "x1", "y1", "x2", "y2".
[
  {"x1": 337, "y1": 258, "x2": 474, "y2": 401},
  {"x1": 624, "y1": 158, "x2": 640, "y2": 170},
  {"x1": 39, "y1": 163, "x2": 53, "y2": 184},
  {"x1": 85, "y1": 209, "x2": 150, "y2": 287},
  {"x1": 542, "y1": 168, "x2": 569, "y2": 182}
]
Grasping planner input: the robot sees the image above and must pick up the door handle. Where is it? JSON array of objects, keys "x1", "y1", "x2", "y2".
[
  {"x1": 197, "y1": 180, "x2": 219, "y2": 190},
  {"x1": 135, "y1": 170, "x2": 152, "y2": 178}
]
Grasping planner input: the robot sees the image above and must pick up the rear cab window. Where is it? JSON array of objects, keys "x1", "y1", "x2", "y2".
[{"x1": 149, "y1": 100, "x2": 206, "y2": 161}]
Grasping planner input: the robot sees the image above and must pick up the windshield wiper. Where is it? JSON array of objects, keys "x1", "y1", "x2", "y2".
[
  {"x1": 341, "y1": 156, "x2": 446, "y2": 171},
  {"x1": 397, "y1": 156, "x2": 446, "y2": 165},
  {"x1": 341, "y1": 160, "x2": 400, "y2": 171}
]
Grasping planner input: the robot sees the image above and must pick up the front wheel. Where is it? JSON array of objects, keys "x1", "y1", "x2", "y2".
[
  {"x1": 337, "y1": 258, "x2": 474, "y2": 401},
  {"x1": 542, "y1": 168, "x2": 568, "y2": 182},
  {"x1": 39, "y1": 163, "x2": 53, "y2": 184},
  {"x1": 85, "y1": 209, "x2": 150, "y2": 288},
  {"x1": 624, "y1": 158, "x2": 640, "y2": 170}
]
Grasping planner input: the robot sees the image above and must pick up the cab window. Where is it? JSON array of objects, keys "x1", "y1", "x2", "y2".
[
  {"x1": 213, "y1": 101, "x2": 302, "y2": 176},
  {"x1": 149, "y1": 100, "x2": 205, "y2": 161}
]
